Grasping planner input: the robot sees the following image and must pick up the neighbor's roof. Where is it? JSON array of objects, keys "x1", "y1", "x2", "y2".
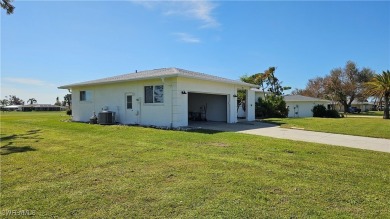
[
  {"x1": 250, "y1": 88, "x2": 271, "y2": 93},
  {"x1": 23, "y1": 104, "x2": 61, "y2": 107},
  {"x1": 350, "y1": 100, "x2": 374, "y2": 105},
  {"x1": 3, "y1": 105, "x2": 22, "y2": 108},
  {"x1": 283, "y1": 95, "x2": 330, "y2": 102},
  {"x1": 58, "y1": 67, "x2": 259, "y2": 89}
]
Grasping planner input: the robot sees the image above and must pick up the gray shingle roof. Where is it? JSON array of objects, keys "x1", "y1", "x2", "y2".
[
  {"x1": 58, "y1": 67, "x2": 258, "y2": 89},
  {"x1": 283, "y1": 95, "x2": 330, "y2": 102}
]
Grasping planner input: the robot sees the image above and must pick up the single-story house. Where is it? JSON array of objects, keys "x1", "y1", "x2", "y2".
[
  {"x1": 1, "y1": 104, "x2": 66, "y2": 111},
  {"x1": 2, "y1": 105, "x2": 23, "y2": 111},
  {"x1": 330, "y1": 100, "x2": 375, "y2": 112},
  {"x1": 351, "y1": 101, "x2": 374, "y2": 112},
  {"x1": 251, "y1": 91, "x2": 331, "y2": 118},
  {"x1": 21, "y1": 104, "x2": 66, "y2": 111},
  {"x1": 58, "y1": 67, "x2": 258, "y2": 127},
  {"x1": 283, "y1": 95, "x2": 330, "y2": 117}
]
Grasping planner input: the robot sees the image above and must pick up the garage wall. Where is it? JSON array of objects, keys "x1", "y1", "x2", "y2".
[
  {"x1": 175, "y1": 77, "x2": 238, "y2": 126},
  {"x1": 188, "y1": 93, "x2": 227, "y2": 122}
]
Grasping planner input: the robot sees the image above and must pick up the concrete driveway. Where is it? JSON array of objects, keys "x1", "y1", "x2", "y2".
[{"x1": 188, "y1": 121, "x2": 390, "y2": 153}]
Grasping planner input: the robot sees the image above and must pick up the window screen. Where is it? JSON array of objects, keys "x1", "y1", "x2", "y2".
[
  {"x1": 144, "y1": 86, "x2": 154, "y2": 103},
  {"x1": 127, "y1": 95, "x2": 132, "y2": 109},
  {"x1": 80, "y1": 91, "x2": 86, "y2": 101}
]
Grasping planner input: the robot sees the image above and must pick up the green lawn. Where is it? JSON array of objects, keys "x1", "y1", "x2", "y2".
[
  {"x1": 1, "y1": 112, "x2": 390, "y2": 218},
  {"x1": 263, "y1": 117, "x2": 390, "y2": 139},
  {"x1": 360, "y1": 111, "x2": 386, "y2": 117}
]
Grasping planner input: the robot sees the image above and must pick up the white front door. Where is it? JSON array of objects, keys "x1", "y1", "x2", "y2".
[{"x1": 125, "y1": 93, "x2": 139, "y2": 124}]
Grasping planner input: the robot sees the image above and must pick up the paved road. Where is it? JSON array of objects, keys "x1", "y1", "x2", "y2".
[{"x1": 188, "y1": 121, "x2": 390, "y2": 153}]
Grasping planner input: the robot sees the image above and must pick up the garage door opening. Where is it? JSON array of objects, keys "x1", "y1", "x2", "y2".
[{"x1": 188, "y1": 93, "x2": 227, "y2": 122}]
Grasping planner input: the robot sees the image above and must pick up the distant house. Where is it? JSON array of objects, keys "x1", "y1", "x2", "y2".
[
  {"x1": 3, "y1": 105, "x2": 23, "y2": 111},
  {"x1": 58, "y1": 68, "x2": 258, "y2": 127},
  {"x1": 21, "y1": 104, "x2": 65, "y2": 111},
  {"x1": 351, "y1": 101, "x2": 374, "y2": 112},
  {"x1": 330, "y1": 100, "x2": 375, "y2": 112},
  {"x1": 2, "y1": 104, "x2": 65, "y2": 111},
  {"x1": 283, "y1": 95, "x2": 330, "y2": 117},
  {"x1": 251, "y1": 90, "x2": 331, "y2": 118}
]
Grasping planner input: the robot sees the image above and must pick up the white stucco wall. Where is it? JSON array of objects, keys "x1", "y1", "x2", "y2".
[
  {"x1": 70, "y1": 76, "x2": 255, "y2": 127},
  {"x1": 71, "y1": 77, "x2": 177, "y2": 127},
  {"x1": 246, "y1": 89, "x2": 256, "y2": 121},
  {"x1": 286, "y1": 101, "x2": 328, "y2": 117}
]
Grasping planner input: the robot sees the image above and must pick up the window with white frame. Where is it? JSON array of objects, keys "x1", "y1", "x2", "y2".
[
  {"x1": 80, "y1": 90, "x2": 92, "y2": 101},
  {"x1": 144, "y1": 85, "x2": 164, "y2": 103}
]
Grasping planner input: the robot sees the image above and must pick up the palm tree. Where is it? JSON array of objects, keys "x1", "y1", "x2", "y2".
[
  {"x1": 27, "y1": 98, "x2": 37, "y2": 105},
  {"x1": 365, "y1": 70, "x2": 390, "y2": 119},
  {"x1": 1, "y1": 0, "x2": 15, "y2": 14}
]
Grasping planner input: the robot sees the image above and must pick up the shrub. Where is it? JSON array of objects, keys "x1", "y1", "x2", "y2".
[
  {"x1": 312, "y1": 105, "x2": 327, "y2": 117},
  {"x1": 325, "y1": 109, "x2": 340, "y2": 118},
  {"x1": 256, "y1": 96, "x2": 288, "y2": 118},
  {"x1": 66, "y1": 109, "x2": 72, "y2": 116},
  {"x1": 312, "y1": 105, "x2": 340, "y2": 118}
]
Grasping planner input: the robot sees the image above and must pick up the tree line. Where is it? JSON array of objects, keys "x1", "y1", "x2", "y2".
[
  {"x1": 0, "y1": 94, "x2": 72, "y2": 108},
  {"x1": 241, "y1": 61, "x2": 389, "y2": 119},
  {"x1": 291, "y1": 61, "x2": 389, "y2": 119}
]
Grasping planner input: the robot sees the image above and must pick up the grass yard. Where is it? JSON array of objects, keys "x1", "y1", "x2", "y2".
[
  {"x1": 263, "y1": 117, "x2": 390, "y2": 139},
  {"x1": 1, "y1": 112, "x2": 390, "y2": 218},
  {"x1": 360, "y1": 111, "x2": 386, "y2": 117},
  {"x1": 339, "y1": 111, "x2": 385, "y2": 117}
]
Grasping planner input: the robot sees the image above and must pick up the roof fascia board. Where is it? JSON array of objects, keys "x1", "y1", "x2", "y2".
[
  {"x1": 179, "y1": 75, "x2": 258, "y2": 88},
  {"x1": 58, "y1": 74, "x2": 179, "y2": 89},
  {"x1": 59, "y1": 73, "x2": 258, "y2": 89}
]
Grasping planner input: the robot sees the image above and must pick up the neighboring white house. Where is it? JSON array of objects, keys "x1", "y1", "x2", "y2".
[
  {"x1": 3, "y1": 105, "x2": 23, "y2": 111},
  {"x1": 251, "y1": 90, "x2": 331, "y2": 118},
  {"x1": 283, "y1": 95, "x2": 330, "y2": 117},
  {"x1": 350, "y1": 101, "x2": 374, "y2": 112},
  {"x1": 21, "y1": 104, "x2": 66, "y2": 111},
  {"x1": 58, "y1": 67, "x2": 258, "y2": 127},
  {"x1": 330, "y1": 100, "x2": 375, "y2": 112}
]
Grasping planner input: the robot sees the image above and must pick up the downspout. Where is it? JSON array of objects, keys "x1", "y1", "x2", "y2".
[
  {"x1": 171, "y1": 84, "x2": 174, "y2": 128},
  {"x1": 138, "y1": 96, "x2": 141, "y2": 125}
]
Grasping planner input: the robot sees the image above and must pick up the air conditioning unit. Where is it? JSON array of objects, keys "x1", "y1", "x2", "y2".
[{"x1": 98, "y1": 111, "x2": 116, "y2": 125}]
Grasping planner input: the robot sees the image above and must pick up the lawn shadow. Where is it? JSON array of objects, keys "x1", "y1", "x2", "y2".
[
  {"x1": 259, "y1": 119, "x2": 287, "y2": 126},
  {"x1": 0, "y1": 129, "x2": 41, "y2": 155},
  {"x1": 185, "y1": 129, "x2": 225, "y2": 134},
  {"x1": 0, "y1": 134, "x2": 17, "y2": 141},
  {"x1": 0, "y1": 129, "x2": 42, "y2": 142},
  {"x1": 185, "y1": 121, "x2": 280, "y2": 133},
  {"x1": 1, "y1": 143, "x2": 36, "y2": 156}
]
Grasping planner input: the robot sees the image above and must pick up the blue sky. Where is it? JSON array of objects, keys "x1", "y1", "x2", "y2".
[{"x1": 1, "y1": 1, "x2": 389, "y2": 104}]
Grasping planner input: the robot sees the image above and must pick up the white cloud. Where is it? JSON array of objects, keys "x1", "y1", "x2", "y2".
[
  {"x1": 1, "y1": 84, "x2": 68, "y2": 104},
  {"x1": 133, "y1": 0, "x2": 220, "y2": 28},
  {"x1": 3, "y1": 77, "x2": 56, "y2": 87},
  {"x1": 131, "y1": 1, "x2": 157, "y2": 9},
  {"x1": 173, "y1": 32, "x2": 201, "y2": 43}
]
